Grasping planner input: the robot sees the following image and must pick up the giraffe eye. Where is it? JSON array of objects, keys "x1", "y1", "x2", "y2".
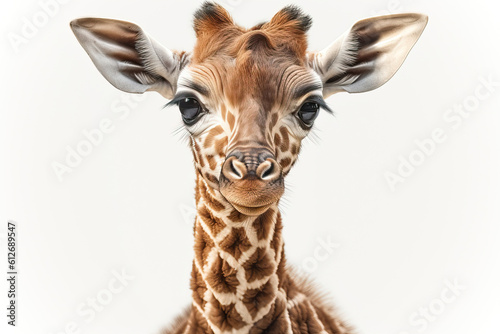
[
  {"x1": 179, "y1": 98, "x2": 202, "y2": 125},
  {"x1": 298, "y1": 102, "x2": 320, "y2": 125}
]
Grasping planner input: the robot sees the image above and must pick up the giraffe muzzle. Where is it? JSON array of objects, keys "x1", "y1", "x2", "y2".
[{"x1": 220, "y1": 148, "x2": 284, "y2": 216}]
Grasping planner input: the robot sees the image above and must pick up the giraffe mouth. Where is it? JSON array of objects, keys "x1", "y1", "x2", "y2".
[
  {"x1": 229, "y1": 202, "x2": 274, "y2": 216},
  {"x1": 219, "y1": 177, "x2": 284, "y2": 216}
]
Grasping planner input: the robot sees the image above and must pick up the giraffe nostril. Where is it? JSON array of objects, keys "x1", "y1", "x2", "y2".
[
  {"x1": 257, "y1": 159, "x2": 280, "y2": 181},
  {"x1": 230, "y1": 159, "x2": 242, "y2": 178},
  {"x1": 261, "y1": 162, "x2": 274, "y2": 179},
  {"x1": 222, "y1": 156, "x2": 246, "y2": 181}
]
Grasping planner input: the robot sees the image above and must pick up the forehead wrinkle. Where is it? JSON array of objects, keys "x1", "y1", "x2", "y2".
[
  {"x1": 188, "y1": 62, "x2": 228, "y2": 105},
  {"x1": 287, "y1": 74, "x2": 321, "y2": 104},
  {"x1": 243, "y1": 59, "x2": 297, "y2": 112},
  {"x1": 272, "y1": 67, "x2": 319, "y2": 112},
  {"x1": 274, "y1": 67, "x2": 294, "y2": 107},
  {"x1": 190, "y1": 39, "x2": 316, "y2": 120}
]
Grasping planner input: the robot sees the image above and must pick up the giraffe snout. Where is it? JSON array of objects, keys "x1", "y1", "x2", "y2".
[{"x1": 219, "y1": 148, "x2": 284, "y2": 216}]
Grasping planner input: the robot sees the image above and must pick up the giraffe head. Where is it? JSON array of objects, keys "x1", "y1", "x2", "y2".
[{"x1": 71, "y1": 2, "x2": 427, "y2": 216}]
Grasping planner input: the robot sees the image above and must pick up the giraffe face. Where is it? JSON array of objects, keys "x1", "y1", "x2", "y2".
[
  {"x1": 174, "y1": 64, "x2": 324, "y2": 215},
  {"x1": 167, "y1": 6, "x2": 329, "y2": 216}
]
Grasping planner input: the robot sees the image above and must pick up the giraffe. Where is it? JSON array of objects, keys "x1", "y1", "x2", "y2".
[{"x1": 70, "y1": 2, "x2": 427, "y2": 333}]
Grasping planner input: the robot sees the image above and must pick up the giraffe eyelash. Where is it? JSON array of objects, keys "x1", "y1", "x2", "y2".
[
  {"x1": 166, "y1": 93, "x2": 210, "y2": 111},
  {"x1": 300, "y1": 95, "x2": 333, "y2": 114},
  {"x1": 164, "y1": 93, "x2": 203, "y2": 109}
]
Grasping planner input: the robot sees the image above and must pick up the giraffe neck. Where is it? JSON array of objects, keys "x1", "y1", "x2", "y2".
[{"x1": 189, "y1": 174, "x2": 289, "y2": 333}]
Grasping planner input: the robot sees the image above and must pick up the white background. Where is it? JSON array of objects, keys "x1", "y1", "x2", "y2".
[{"x1": 1, "y1": 0, "x2": 499, "y2": 333}]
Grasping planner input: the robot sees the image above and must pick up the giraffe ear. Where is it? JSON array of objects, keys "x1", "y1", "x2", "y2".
[
  {"x1": 311, "y1": 13, "x2": 428, "y2": 98},
  {"x1": 70, "y1": 18, "x2": 189, "y2": 99}
]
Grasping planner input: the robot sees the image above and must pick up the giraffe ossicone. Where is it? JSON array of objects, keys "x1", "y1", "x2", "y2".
[{"x1": 71, "y1": 2, "x2": 427, "y2": 333}]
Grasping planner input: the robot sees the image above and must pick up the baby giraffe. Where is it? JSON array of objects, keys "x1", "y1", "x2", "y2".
[{"x1": 71, "y1": 2, "x2": 427, "y2": 333}]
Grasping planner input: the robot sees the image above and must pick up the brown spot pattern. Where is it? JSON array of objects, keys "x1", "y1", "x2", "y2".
[
  {"x1": 250, "y1": 296, "x2": 288, "y2": 333},
  {"x1": 227, "y1": 209, "x2": 246, "y2": 223},
  {"x1": 242, "y1": 248, "x2": 275, "y2": 283},
  {"x1": 206, "y1": 155, "x2": 218, "y2": 170},
  {"x1": 253, "y1": 208, "x2": 275, "y2": 240},
  {"x1": 280, "y1": 157, "x2": 292, "y2": 169},
  {"x1": 190, "y1": 262, "x2": 208, "y2": 308},
  {"x1": 168, "y1": 187, "x2": 352, "y2": 334},
  {"x1": 198, "y1": 206, "x2": 225, "y2": 237},
  {"x1": 200, "y1": 181, "x2": 225, "y2": 212},
  {"x1": 279, "y1": 127, "x2": 290, "y2": 152},
  {"x1": 274, "y1": 133, "x2": 281, "y2": 147},
  {"x1": 206, "y1": 255, "x2": 239, "y2": 294},
  {"x1": 288, "y1": 300, "x2": 326, "y2": 334},
  {"x1": 242, "y1": 279, "x2": 275, "y2": 319},
  {"x1": 208, "y1": 299, "x2": 247, "y2": 331},
  {"x1": 219, "y1": 227, "x2": 252, "y2": 260},
  {"x1": 270, "y1": 214, "x2": 283, "y2": 258}
]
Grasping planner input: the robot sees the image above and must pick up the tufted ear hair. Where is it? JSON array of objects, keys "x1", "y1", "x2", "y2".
[
  {"x1": 193, "y1": 2, "x2": 234, "y2": 37},
  {"x1": 70, "y1": 18, "x2": 189, "y2": 99},
  {"x1": 311, "y1": 13, "x2": 428, "y2": 98},
  {"x1": 266, "y1": 5, "x2": 312, "y2": 33}
]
